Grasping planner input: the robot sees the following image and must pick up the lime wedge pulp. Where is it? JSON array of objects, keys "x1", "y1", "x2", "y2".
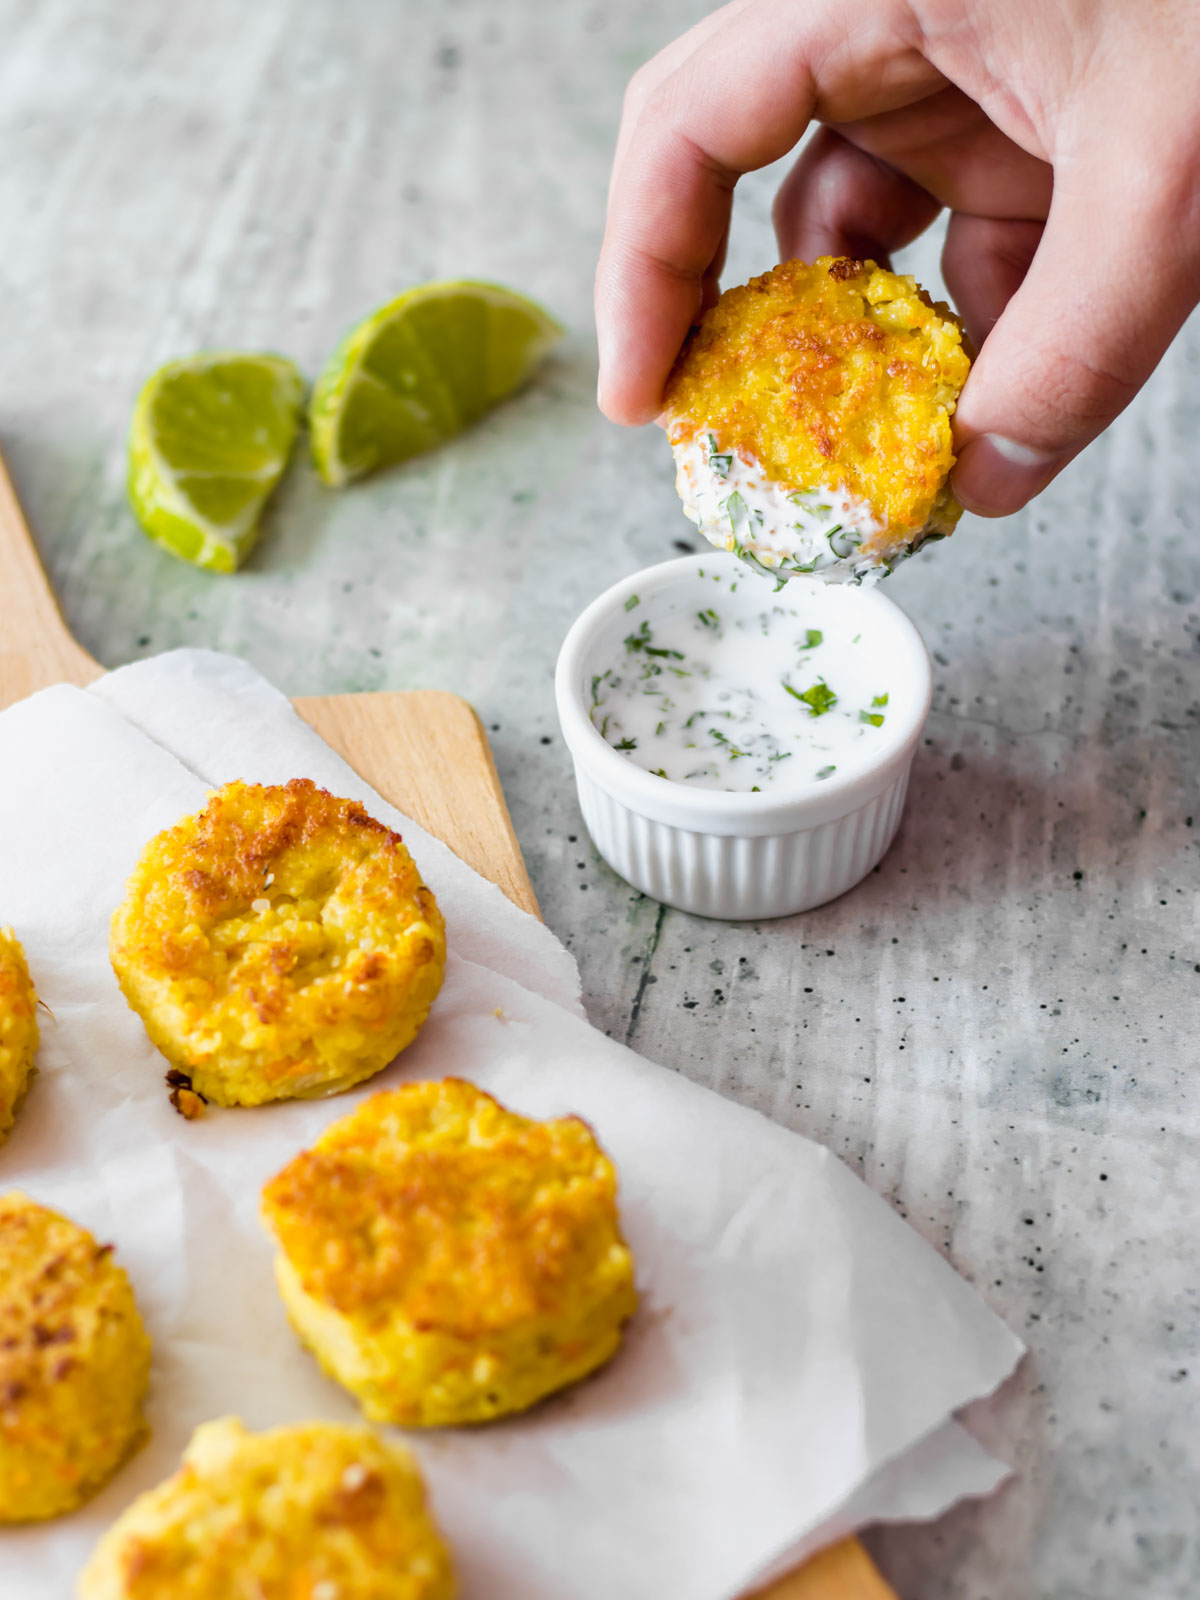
[
  {"x1": 128, "y1": 353, "x2": 304, "y2": 573},
  {"x1": 309, "y1": 280, "x2": 564, "y2": 487}
]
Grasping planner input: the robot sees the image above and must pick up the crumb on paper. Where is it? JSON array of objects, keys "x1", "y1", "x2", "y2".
[
  {"x1": 170, "y1": 1089, "x2": 205, "y2": 1120},
  {"x1": 165, "y1": 1068, "x2": 207, "y2": 1121},
  {"x1": 494, "y1": 1007, "x2": 505, "y2": 1020}
]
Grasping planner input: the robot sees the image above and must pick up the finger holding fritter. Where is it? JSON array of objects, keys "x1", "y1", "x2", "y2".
[
  {"x1": 596, "y1": 0, "x2": 943, "y2": 424},
  {"x1": 772, "y1": 127, "x2": 943, "y2": 268}
]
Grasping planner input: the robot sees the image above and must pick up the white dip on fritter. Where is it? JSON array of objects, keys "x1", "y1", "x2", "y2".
[
  {"x1": 672, "y1": 431, "x2": 889, "y2": 585},
  {"x1": 589, "y1": 564, "x2": 893, "y2": 793}
]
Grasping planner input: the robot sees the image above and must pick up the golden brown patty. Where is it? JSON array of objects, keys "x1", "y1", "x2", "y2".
[
  {"x1": 110, "y1": 779, "x2": 446, "y2": 1108},
  {"x1": 76, "y1": 1416, "x2": 456, "y2": 1600},
  {"x1": 261, "y1": 1078, "x2": 638, "y2": 1425},
  {"x1": 0, "y1": 1192, "x2": 150, "y2": 1522},
  {"x1": 664, "y1": 257, "x2": 971, "y2": 567},
  {"x1": 0, "y1": 928, "x2": 38, "y2": 1144}
]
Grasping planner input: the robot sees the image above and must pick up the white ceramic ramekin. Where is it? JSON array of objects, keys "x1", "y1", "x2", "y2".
[{"x1": 555, "y1": 553, "x2": 932, "y2": 920}]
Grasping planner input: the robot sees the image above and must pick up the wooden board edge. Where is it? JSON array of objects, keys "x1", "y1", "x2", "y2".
[
  {"x1": 293, "y1": 688, "x2": 541, "y2": 920},
  {"x1": 0, "y1": 452, "x2": 103, "y2": 708}
]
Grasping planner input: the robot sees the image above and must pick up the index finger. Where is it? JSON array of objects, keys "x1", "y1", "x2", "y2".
[
  {"x1": 594, "y1": 0, "x2": 935, "y2": 424},
  {"x1": 609, "y1": 0, "x2": 753, "y2": 181}
]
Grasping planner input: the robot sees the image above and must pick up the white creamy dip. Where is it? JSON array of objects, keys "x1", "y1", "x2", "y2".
[
  {"x1": 589, "y1": 564, "x2": 894, "y2": 793},
  {"x1": 673, "y1": 432, "x2": 892, "y2": 585}
]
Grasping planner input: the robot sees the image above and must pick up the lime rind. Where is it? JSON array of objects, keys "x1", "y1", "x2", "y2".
[
  {"x1": 128, "y1": 353, "x2": 304, "y2": 573},
  {"x1": 309, "y1": 281, "x2": 564, "y2": 487}
]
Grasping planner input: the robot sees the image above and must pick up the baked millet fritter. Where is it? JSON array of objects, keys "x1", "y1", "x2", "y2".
[
  {"x1": 261, "y1": 1077, "x2": 638, "y2": 1427},
  {"x1": 663, "y1": 256, "x2": 971, "y2": 583},
  {"x1": 77, "y1": 1417, "x2": 456, "y2": 1600},
  {"x1": 110, "y1": 779, "x2": 446, "y2": 1109},
  {"x1": 0, "y1": 1192, "x2": 150, "y2": 1522}
]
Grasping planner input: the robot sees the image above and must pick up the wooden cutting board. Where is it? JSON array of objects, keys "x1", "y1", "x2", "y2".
[{"x1": 0, "y1": 451, "x2": 896, "y2": 1600}]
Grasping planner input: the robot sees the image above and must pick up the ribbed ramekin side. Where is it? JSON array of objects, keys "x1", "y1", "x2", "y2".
[{"x1": 571, "y1": 765, "x2": 913, "y2": 920}]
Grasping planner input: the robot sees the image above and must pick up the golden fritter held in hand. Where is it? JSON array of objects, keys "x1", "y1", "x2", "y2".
[
  {"x1": 0, "y1": 1192, "x2": 150, "y2": 1522},
  {"x1": 261, "y1": 1078, "x2": 638, "y2": 1426},
  {"x1": 0, "y1": 928, "x2": 38, "y2": 1143},
  {"x1": 110, "y1": 780, "x2": 446, "y2": 1109},
  {"x1": 663, "y1": 257, "x2": 971, "y2": 584},
  {"x1": 76, "y1": 1417, "x2": 456, "y2": 1600}
]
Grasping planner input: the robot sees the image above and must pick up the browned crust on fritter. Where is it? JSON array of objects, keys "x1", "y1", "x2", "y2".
[
  {"x1": 261, "y1": 1078, "x2": 627, "y2": 1338},
  {"x1": 663, "y1": 256, "x2": 971, "y2": 540},
  {"x1": 110, "y1": 779, "x2": 446, "y2": 1106}
]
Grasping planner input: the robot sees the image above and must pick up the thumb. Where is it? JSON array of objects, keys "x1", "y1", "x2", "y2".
[{"x1": 951, "y1": 155, "x2": 1200, "y2": 517}]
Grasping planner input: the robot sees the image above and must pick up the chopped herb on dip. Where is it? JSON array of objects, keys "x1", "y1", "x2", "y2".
[
  {"x1": 784, "y1": 679, "x2": 837, "y2": 717},
  {"x1": 589, "y1": 568, "x2": 891, "y2": 791}
]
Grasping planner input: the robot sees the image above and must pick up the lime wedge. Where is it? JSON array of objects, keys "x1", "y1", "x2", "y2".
[
  {"x1": 309, "y1": 281, "x2": 564, "y2": 486},
  {"x1": 128, "y1": 353, "x2": 304, "y2": 573}
]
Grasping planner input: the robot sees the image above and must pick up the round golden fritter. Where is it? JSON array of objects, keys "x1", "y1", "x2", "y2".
[
  {"x1": 261, "y1": 1078, "x2": 638, "y2": 1426},
  {"x1": 0, "y1": 1192, "x2": 150, "y2": 1522},
  {"x1": 664, "y1": 256, "x2": 971, "y2": 567},
  {"x1": 76, "y1": 1417, "x2": 456, "y2": 1600},
  {"x1": 0, "y1": 928, "x2": 38, "y2": 1144},
  {"x1": 110, "y1": 780, "x2": 446, "y2": 1109}
]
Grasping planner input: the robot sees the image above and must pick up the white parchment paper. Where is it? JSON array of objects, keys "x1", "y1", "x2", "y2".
[{"x1": 0, "y1": 655, "x2": 1023, "y2": 1599}]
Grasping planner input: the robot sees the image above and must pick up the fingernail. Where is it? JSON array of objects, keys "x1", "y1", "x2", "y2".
[{"x1": 953, "y1": 434, "x2": 1061, "y2": 517}]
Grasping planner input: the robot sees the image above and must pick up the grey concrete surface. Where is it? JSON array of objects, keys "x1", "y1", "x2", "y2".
[{"x1": 1, "y1": 2, "x2": 1197, "y2": 1595}]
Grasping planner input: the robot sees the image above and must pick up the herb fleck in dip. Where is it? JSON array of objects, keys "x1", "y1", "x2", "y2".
[{"x1": 590, "y1": 566, "x2": 892, "y2": 793}]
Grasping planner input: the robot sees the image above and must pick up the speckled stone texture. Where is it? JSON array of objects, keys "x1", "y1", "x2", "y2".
[{"x1": 2, "y1": 2, "x2": 1197, "y2": 1595}]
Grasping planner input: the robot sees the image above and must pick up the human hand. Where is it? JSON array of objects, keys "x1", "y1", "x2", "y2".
[{"x1": 595, "y1": 0, "x2": 1200, "y2": 515}]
